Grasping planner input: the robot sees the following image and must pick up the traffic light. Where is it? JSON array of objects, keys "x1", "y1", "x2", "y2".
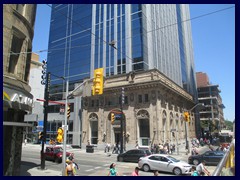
[
  {"x1": 172, "y1": 132, "x2": 175, "y2": 137},
  {"x1": 56, "y1": 127, "x2": 64, "y2": 143},
  {"x1": 111, "y1": 113, "x2": 115, "y2": 125},
  {"x1": 67, "y1": 105, "x2": 71, "y2": 119},
  {"x1": 39, "y1": 132, "x2": 43, "y2": 140},
  {"x1": 92, "y1": 68, "x2": 104, "y2": 95},
  {"x1": 184, "y1": 111, "x2": 190, "y2": 122},
  {"x1": 41, "y1": 60, "x2": 47, "y2": 85}
]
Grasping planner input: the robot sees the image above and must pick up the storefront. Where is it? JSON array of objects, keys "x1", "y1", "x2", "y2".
[{"x1": 3, "y1": 85, "x2": 33, "y2": 175}]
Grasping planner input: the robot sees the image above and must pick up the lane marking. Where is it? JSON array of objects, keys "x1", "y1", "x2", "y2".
[{"x1": 85, "y1": 169, "x2": 94, "y2": 172}]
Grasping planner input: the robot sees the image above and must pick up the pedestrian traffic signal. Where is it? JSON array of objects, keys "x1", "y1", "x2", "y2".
[
  {"x1": 111, "y1": 113, "x2": 115, "y2": 125},
  {"x1": 67, "y1": 105, "x2": 71, "y2": 119},
  {"x1": 56, "y1": 127, "x2": 64, "y2": 143},
  {"x1": 39, "y1": 131, "x2": 43, "y2": 140},
  {"x1": 184, "y1": 111, "x2": 190, "y2": 122},
  {"x1": 41, "y1": 60, "x2": 47, "y2": 85},
  {"x1": 172, "y1": 132, "x2": 175, "y2": 137},
  {"x1": 92, "y1": 68, "x2": 104, "y2": 95}
]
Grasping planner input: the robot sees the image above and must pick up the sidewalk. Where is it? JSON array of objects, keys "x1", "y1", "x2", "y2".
[{"x1": 21, "y1": 164, "x2": 61, "y2": 176}]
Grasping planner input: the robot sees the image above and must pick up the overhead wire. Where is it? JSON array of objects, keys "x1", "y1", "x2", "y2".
[
  {"x1": 46, "y1": 4, "x2": 235, "y2": 72},
  {"x1": 7, "y1": 4, "x2": 235, "y2": 70}
]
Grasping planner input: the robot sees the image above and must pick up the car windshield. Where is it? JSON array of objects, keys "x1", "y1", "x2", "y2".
[
  {"x1": 54, "y1": 148, "x2": 63, "y2": 153},
  {"x1": 166, "y1": 156, "x2": 180, "y2": 162}
]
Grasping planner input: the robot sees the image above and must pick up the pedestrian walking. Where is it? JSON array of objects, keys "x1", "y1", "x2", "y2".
[
  {"x1": 104, "y1": 142, "x2": 108, "y2": 153},
  {"x1": 131, "y1": 167, "x2": 140, "y2": 176},
  {"x1": 65, "y1": 159, "x2": 75, "y2": 176},
  {"x1": 190, "y1": 166, "x2": 199, "y2": 176},
  {"x1": 107, "y1": 142, "x2": 110, "y2": 152},
  {"x1": 69, "y1": 155, "x2": 79, "y2": 174},
  {"x1": 108, "y1": 163, "x2": 119, "y2": 176},
  {"x1": 196, "y1": 160, "x2": 210, "y2": 176}
]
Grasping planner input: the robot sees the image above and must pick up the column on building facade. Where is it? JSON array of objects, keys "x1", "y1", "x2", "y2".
[
  {"x1": 155, "y1": 92, "x2": 161, "y2": 145},
  {"x1": 165, "y1": 95, "x2": 170, "y2": 143},
  {"x1": 81, "y1": 109, "x2": 89, "y2": 146},
  {"x1": 149, "y1": 91, "x2": 156, "y2": 147}
]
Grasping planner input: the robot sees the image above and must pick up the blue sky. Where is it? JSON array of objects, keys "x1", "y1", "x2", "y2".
[{"x1": 32, "y1": 4, "x2": 235, "y2": 121}]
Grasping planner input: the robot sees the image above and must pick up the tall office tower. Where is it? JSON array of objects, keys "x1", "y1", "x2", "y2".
[
  {"x1": 46, "y1": 4, "x2": 198, "y2": 147},
  {"x1": 47, "y1": 4, "x2": 196, "y2": 99}
]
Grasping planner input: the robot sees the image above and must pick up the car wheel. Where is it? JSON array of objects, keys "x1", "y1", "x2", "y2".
[
  {"x1": 193, "y1": 159, "x2": 199, "y2": 165},
  {"x1": 142, "y1": 164, "x2": 150, "y2": 172},
  {"x1": 54, "y1": 157, "x2": 61, "y2": 163},
  {"x1": 173, "y1": 167, "x2": 182, "y2": 175},
  {"x1": 118, "y1": 157, "x2": 123, "y2": 162}
]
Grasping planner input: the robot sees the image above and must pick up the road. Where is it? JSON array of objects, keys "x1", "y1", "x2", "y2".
[{"x1": 21, "y1": 144, "x2": 217, "y2": 176}]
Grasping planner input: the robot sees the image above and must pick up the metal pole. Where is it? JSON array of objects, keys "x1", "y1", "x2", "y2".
[
  {"x1": 120, "y1": 87, "x2": 124, "y2": 153},
  {"x1": 41, "y1": 72, "x2": 50, "y2": 170},
  {"x1": 120, "y1": 103, "x2": 123, "y2": 153},
  {"x1": 62, "y1": 79, "x2": 69, "y2": 176},
  {"x1": 120, "y1": 113, "x2": 123, "y2": 153},
  {"x1": 185, "y1": 121, "x2": 189, "y2": 154}
]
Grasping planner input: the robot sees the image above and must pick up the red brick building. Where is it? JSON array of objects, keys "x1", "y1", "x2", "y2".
[{"x1": 196, "y1": 72, "x2": 210, "y2": 87}]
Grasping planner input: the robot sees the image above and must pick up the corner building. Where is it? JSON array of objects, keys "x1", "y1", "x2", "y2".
[
  {"x1": 3, "y1": 4, "x2": 36, "y2": 175},
  {"x1": 46, "y1": 4, "x2": 198, "y2": 149}
]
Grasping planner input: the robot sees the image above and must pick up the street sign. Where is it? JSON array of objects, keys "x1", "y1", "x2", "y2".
[
  {"x1": 115, "y1": 114, "x2": 122, "y2": 120},
  {"x1": 38, "y1": 120, "x2": 43, "y2": 127},
  {"x1": 171, "y1": 129, "x2": 176, "y2": 132}
]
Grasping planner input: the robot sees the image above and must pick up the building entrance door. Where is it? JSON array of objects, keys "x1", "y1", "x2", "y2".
[{"x1": 114, "y1": 128, "x2": 120, "y2": 144}]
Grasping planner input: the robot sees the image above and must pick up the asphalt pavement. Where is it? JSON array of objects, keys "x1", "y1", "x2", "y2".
[{"x1": 20, "y1": 143, "x2": 217, "y2": 176}]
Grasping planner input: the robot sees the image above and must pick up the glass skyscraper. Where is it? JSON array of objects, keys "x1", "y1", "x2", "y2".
[{"x1": 47, "y1": 4, "x2": 197, "y2": 101}]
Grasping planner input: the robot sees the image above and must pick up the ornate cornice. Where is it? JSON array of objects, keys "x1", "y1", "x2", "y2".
[{"x1": 103, "y1": 69, "x2": 193, "y2": 102}]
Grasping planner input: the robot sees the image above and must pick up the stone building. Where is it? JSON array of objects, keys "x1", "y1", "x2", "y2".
[
  {"x1": 81, "y1": 69, "x2": 196, "y2": 150},
  {"x1": 3, "y1": 4, "x2": 36, "y2": 175}
]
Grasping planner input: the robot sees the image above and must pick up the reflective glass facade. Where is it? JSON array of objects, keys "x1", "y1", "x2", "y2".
[{"x1": 47, "y1": 4, "x2": 197, "y2": 101}]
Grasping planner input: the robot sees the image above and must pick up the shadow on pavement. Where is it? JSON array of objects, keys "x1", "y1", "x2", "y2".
[{"x1": 20, "y1": 161, "x2": 39, "y2": 176}]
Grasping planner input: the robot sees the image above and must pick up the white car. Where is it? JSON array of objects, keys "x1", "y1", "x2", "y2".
[{"x1": 138, "y1": 154, "x2": 191, "y2": 175}]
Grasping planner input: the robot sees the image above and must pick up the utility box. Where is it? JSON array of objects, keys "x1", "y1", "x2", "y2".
[{"x1": 86, "y1": 145, "x2": 94, "y2": 153}]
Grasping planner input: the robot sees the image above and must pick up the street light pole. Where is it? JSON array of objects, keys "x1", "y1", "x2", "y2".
[
  {"x1": 120, "y1": 87, "x2": 124, "y2": 154},
  {"x1": 62, "y1": 79, "x2": 69, "y2": 176},
  {"x1": 189, "y1": 103, "x2": 204, "y2": 112},
  {"x1": 61, "y1": 78, "x2": 90, "y2": 176},
  {"x1": 40, "y1": 72, "x2": 51, "y2": 170},
  {"x1": 184, "y1": 103, "x2": 204, "y2": 155},
  {"x1": 184, "y1": 121, "x2": 189, "y2": 154}
]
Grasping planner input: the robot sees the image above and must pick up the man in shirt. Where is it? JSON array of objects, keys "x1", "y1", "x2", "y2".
[{"x1": 196, "y1": 160, "x2": 210, "y2": 176}]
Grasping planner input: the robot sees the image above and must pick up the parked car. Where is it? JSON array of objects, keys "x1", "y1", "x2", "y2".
[
  {"x1": 138, "y1": 154, "x2": 191, "y2": 175},
  {"x1": 43, "y1": 146, "x2": 73, "y2": 163},
  {"x1": 188, "y1": 150, "x2": 225, "y2": 166},
  {"x1": 117, "y1": 149, "x2": 152, "y2": 163}
]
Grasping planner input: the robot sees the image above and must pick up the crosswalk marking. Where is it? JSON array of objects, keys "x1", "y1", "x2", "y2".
[{"x1": 85, "y1": 169, "x2": 94, "y2": 172}]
